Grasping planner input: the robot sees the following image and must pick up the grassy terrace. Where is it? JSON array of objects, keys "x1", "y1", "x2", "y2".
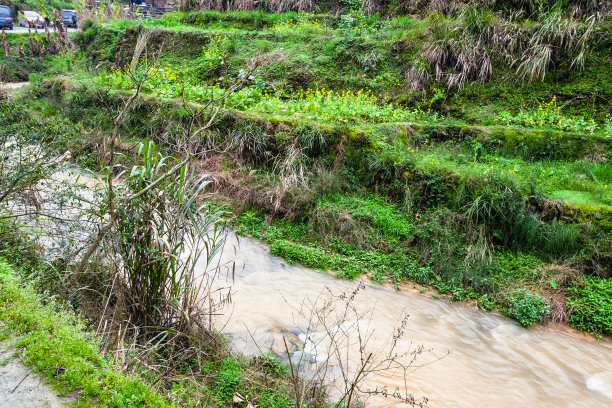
[
  {"x1": 92, "y1": 13, "x2": 612, "y2": 125},
  {"x1": 71, "y1": 11, "x2": 611, "y2": 214}
]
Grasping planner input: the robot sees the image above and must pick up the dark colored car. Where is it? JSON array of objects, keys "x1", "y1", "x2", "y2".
[
  {"x1": 61, "y1": 9, "x2": 76, "y2": 27},
  {"x1": 0, "y1": 6, "x2": 13, "y2": 30}
]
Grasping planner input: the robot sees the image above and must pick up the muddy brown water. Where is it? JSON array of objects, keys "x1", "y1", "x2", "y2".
[{"x1": 209, "y1": 234, "x2": 612, "y2": 408}]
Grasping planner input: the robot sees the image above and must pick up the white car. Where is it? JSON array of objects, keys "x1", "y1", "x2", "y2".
[{"x1": 18, "y1": 11, "x2": 45, "y2": 28}]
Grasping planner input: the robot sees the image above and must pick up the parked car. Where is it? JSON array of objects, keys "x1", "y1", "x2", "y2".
[
  {"x1": 18, "y1": 10, "x2": 45, "y2": 28},
  {"x1": 60, "y1": 9, "x2": 76, "y2": 27},
  {"x1": 0, "y1": 5, "x2": 13, "y2": 30}
]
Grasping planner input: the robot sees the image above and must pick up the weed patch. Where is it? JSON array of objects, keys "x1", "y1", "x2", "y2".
[{"x1": 567, "y1": 277, "x2": 612, "y2": 335}]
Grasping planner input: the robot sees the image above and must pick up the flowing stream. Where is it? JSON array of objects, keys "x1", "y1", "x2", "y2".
[{"x1": 210, "y1": 234, "x2": 612, "y2": 408}]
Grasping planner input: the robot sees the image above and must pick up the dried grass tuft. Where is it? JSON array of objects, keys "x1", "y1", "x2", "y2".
[
  {"x1": 540, "y1": 264, "x2": 582, "y2": 324},
  {"x1": 407, "y1": 6, "x2": 604, "y2": 89}
]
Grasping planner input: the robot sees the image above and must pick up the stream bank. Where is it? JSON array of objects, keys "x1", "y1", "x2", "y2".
[{"x1": 208, "y1": 233, "x2": 612, "y2": 407}]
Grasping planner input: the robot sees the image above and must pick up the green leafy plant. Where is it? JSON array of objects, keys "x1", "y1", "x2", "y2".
[
  {"x1": 567, "y1": 277, "x2": 612, "y2": 335},
  {"x1": 504, "y1": 289, "x2": 550, "y2": 327},
  {"x1": 477, "y1": 294, "x2": 495, "y2": 311},
  {"x1": 216, "y1": 357, "x2": 242, "y2": 401}
]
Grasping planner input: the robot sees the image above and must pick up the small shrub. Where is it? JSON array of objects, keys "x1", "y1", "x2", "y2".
[
  {"x1": 567, "y1": 277, "x2": 612, "y2": 335},
  {"x1": 504, "y1": 289, "x2": 550, "y2": 327},
  {"x1": 477, "y1": 294, "x2": 495, "y2": 311}
]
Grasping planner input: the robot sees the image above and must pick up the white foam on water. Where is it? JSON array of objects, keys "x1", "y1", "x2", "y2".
[{"x1": 586, "y1": 373, "x2": 612, "y2": 399}]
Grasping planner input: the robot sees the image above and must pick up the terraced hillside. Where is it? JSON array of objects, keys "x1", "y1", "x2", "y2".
[{"x1": 2, "y1": 3, "x2": 611, "y2": 334}]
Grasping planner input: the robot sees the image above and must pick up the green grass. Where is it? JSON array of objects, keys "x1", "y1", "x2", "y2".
[
  {"x1": 314, "y1": 193, "x2": 413, "y2": 243},
  {"x1": 410, "y1": 145, "x2": 612, "y2": 208},
  {"x1": 0, "y1": 261, "x2": 174, "y2": 408}
]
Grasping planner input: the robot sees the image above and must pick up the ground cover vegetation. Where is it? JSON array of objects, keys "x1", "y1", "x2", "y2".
[
  {"x1": 0, "y1": 262, "x2": 173, "y2": 408},
  {"x1": 0, "y1": 1, "x2": 611, "y2": 404}
]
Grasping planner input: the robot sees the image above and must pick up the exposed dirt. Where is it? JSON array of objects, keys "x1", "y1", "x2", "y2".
[
  {"x1": 0, "y1": 341, "x2": 73, "y2": 408},
  {"x1": 1, "y1": 82, "x2": 29, "y2": 89},
  {"x1": 1, "y1": 82, "x2": 29, "y2": 98}
]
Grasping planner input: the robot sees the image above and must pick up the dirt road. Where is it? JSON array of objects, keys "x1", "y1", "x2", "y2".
[{"x1": 9, "y1": 26, "x2": 77, "y2": 33}]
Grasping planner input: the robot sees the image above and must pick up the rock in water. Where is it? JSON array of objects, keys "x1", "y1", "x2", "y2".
[{"x1": 268, "y1": 328, "x2": 304, "y2": 356}]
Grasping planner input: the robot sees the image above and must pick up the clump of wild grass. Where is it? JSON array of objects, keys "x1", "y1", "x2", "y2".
[
  {"x1": 110, "y1": 141, "x2": 227, "y2": 337},
  {"x1": 407, "y1": 4, "x2": 606, "y2": 89}
]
